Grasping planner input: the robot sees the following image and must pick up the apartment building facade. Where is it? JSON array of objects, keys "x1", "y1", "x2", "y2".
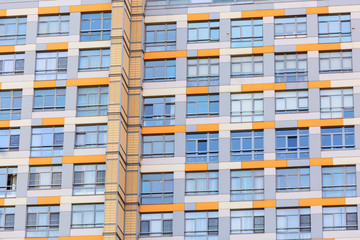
[{"x1": 0, "y1": 0, "x2": 360, "y2": 239}]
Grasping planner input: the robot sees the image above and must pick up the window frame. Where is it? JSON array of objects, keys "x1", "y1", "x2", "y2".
[
  {"x1": 231, "y1": 55, "x2": 263, "y2": 78},
  {"x1": 141, "y1": 173, "x2": 173, "y2": 204},
  {"x1": 140, "y1": 213, "x2": 173, "y2": 236},
  {"x1": 276, "y1": 129, "x2": 309, "y2": 159},
  {"x1": 35, "y1": 51, "x2": 68, "y2": 81},
  {"x1": 276, "y1": 167, "x2": 310, "y2": 192},
  {"x1": 185, "y1": 211, "x2": 218, "y2": 238},
  {"x1": 37, "y1": 14, "x2": 70, "y2": 36},
  {"x1": 319, "y1": 51, "x2": 352, "y2": 73},
  {"x1": 231, "y1": 131, "x2": 264, "y2": 161},
  {"x1": 231, "y1": 92, "x2": 264, "y2": 123},
  {"x1": 142, "y1": 134, "x2": 174, "y2": 158},
  {"x1": 79, "y1": 48, "x2": 110, "y2": 71},
  {"x1": 322, "y1": 165, "x2": 356, "y2": 198},
  {"x1": 26, "y1": 205, "x2": 60, "y2": 238},
  {"x1": 0, "y1": 17, "x2": 27, "y2": 45},
  {"x1": 0, "y1": 128, "x2": 20, "y2": 152},
  {"x1": 29, "y1": 165, "x2": 62, "y2": 190},
  {"x1": 0, "y1": 207, "x2": 15, "y2": 231},
  {"x1": 275, "y1": 90, "x2": 309, "y2": 113},
  {"x1": 0, "y1": 53, "x2": 24, "y2": 75},
  {"x1": 320, "y1": 88, "x2": 354, "y2": 119},
  {"x1": 0, "y1": 167, "x2": 17, "y2": 198},
  {"x1": 80, "y1": 12, "x2": 111, "y2": 41},
  {"x1": 187, "y1": 94, "x2": 219, "y2": 118},
  {"x1": 318, "y1": 14, "x2": 351, "y2": 43},
  {"x1": 75, "y1": 124, "x2": 107, "y2": 148},
  {"x1": 188, "y1": 21, "x2": 219, "y2": 43},
  {"x1": 186, "y1": 132, "x2": 219, "y2": 163},
  {"x1": 145, "y1": 23, "x2": 176, "y2": 52},
  {"x1": 71, "y1": 204, "x2": 104, "y2": 228},
  {"x1": 144, "y1": 59, "x2": 176, "y2": 82},
  {"x1": 231, "y1": 209, "x2": 265, "y2": 234},
  {"x1": 0, "y1": 90, "x2": 22, "y2": 120},
  {"x1": 275, "y1": 53, "x2": 308, "y2": 82},
  {"x1": 187, "y1": 58, "x2": 219, "y2": 87},
  {"x1": 231, "y1": 19, "x2": 263, "y2": 48},
  {"x1": 143, "y1": 96, "x2": 175, "y2": 127},
  {"x1": 274, "y1": 16, "x2": 307, "y2": 38},
  {"x1": 76, "y1": 86, "x2": 109, "y2": 117},
  {"x1": 323, "y1": 206, "x2": 358, "y2": 231},
  {"x1": 276, "y1": 208, "x2": 311, "y2": 240},
  {"x1": 321, "y1": 126, "x2": 355, "y2": 150},
  {"x1": 231, "y1": 170, "x2": 264, "y2": 201},
  {"x1": 73, "y1": 164, "x2": 106, "y2": 196},
  {"x1": 185, "y1": 171, "x2": 219, "y2": 195},
  {"x1": 33, "y1": 88, "x2": 66, "y2": 112},
  {"x1": 30, "y1": 126, "x2": 64, "y2": 157}
]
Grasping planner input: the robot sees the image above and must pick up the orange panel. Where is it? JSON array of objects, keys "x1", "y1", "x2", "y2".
[
  {"x1": 0, "y1": 199, "x2": 4, "y2": 206},
  {"x1": 196, "y1": 202, "x2": 219, "y2": 211},
  {"x1": 37, "y1": 196, "x2": 60, "y2": 205},
  {"x1": 38, "y1": 7, "x2": 60, "y2": 15},
  {"x1": 198, "y1": 49, "x2": 220, "y2": 57},
  {"x1": 25, "y1": 238, "x2": 47, "y2": 240},
  {"x1": 0, "y1": 45, "x2": 15, "y2": 53},
  {"x1": 252, "y1": 46, "x2": 274, "y2": 54},
  {"x1": 46, "y1": 42, "x2": 68, "y2": 51},
  {"x1": 299, "y1": 197, "x2": 345, "y2": 207},
  {"x1": 0, "y1": 82, "x2": 1, "y2": 89},
  {"x1": 33, "y1": 80, "x2": 56, "y2": 89},
  {"x1": 70, "y1": 4, "x2": 112, "y2": 13},
  {"x1": 241, "y1": 160, "x2": 287, "y2": 169},
  {"x1": 242, "y1": 9, "x2": 285, "y2": 18},
  {"x1": 0, "y1": 10, "x2": 6, "y2": 17},
  {"x1": 187, "y1": 13, "x2": 209, "y2": 22},
  {"x1": 42, "y1": 117, "x2": 64, "y2": 126},
  {"x1": 185, "y1": 163, "x2": 208, "y2": 172},
  {"x1": 59, "y1": 237, "x2": 103, "y2": 240},
  {"x1": 253, "y1": 121, "x2": 275, "y2": 130},
  {"x1": 298, "y1": 118, "x2": 343, "y2": 128},
  {"x1": 296, "y1": 43, "x2": 341, "y2": 52},
  {"x1": 144, "y1": 50, "x2": 187, "y2": 60},
  {"x1": 310, "y1": 158, "x2": 333, "y2": 166},
  {"x1": 139, "y1": 203, "x2": 184, "y2": 213},
  {"x1": 0, "y1": 120, "x2": 10, "y2": 128},
  {"x1": 142, "y1": 125, "x2": 186, "y2": 135},
  {"x1": 63, "y1": 155, "x2": 106, "y2": 164},
  {"x1": 186, "y1": 86, "x2": 209, "y2": 95},
  {"x1": 197, "y1": 124, "x2": 219, "y2": 132},
  {"x1": 29, "y1": 157, "x2": 52, "y2": 166},
  {"x1": 67, "y1": 77, "x2": 109, "y2": 87},
  {"x1": 253, "y1": 200, "x2": 276, "y2": 208},
  {"x1": 308, "y1": 80, "x2": 331, "y2": 89},
  {"x1": 307, "y1": 7, "x2": 329, "y2": 15},
  {"x1": 241, "y1": 83, "x2": 286, "y2": 92}
]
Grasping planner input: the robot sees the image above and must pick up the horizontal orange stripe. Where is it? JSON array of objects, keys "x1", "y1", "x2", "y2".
[
  {"x1": 198, "y1": 49, "x2": 220, "y2": 57},
  {"x1": 187, "y1": 13, "x2": 209, "y2": 22},
  {"x1": 38, "y1": 7, "x2": 60, "y2": 15},
  {"x1": 37, "y1": 196, "x2": 60, "y2": 205},
  {"x1": 242, "y1": 83, "x2": 286, "y2": 92},
  {"x1": 46, "y1": 42, "x2": 68, "y2": 51},
  {"x1": 307, "y1": 6, "x2": 329, "y2": 15},
  {"x1": 29, "y1": 157, "x2": 52, "y2": 166},
  {"x1": 59, "y1": 236, "x2": 103, "y2": 240},
  {"x1": 308, "y1": 81, "x2": 331, "y2": 89},
  {"x1": 252, "y1": 46, "x2": 274, "y2": 54},
  {"x1": 0, "y1": 82, "x2": 2, "y2": 90},
  {"x1": 62, "y1": 155, "x2": 106, "y2": 164},
  {"x1": 25, "y1": 238, "x2": 47, "y2": 240},
  {"x1": 144, "y1": 50, "x2": 187, "y2": 60},
  {"x1": 296, "y1": 43, "x2": 341, "y2": 52},
  {"x1": 299, "y1": 197, "x2": 345, "y2": 207},
  {"x1": 241, "y1": 160, "x2": 287, "y2": 169},
  {"x1": 42, "y1": 117, "x2": 64, "y2": 126},
  {"x1": 253, "y1": 200, "x2": 276, "y2": 208},
  {"x1": 0, "y1": 45, "x2": 15, "y2": 53},
  {"x1": 0, "y1": 199, "x2": 4, "y2": 206},
  {"x1": 0, "y1": 10, "x2": 6, "y2": 17},
  {"x1": 253, "y1": 121, "x2": 275, "y2": 130},
  {"x1": 196, "y1": 202, "x2": 218, "y2": 211},
  {"x1": 67, "y1": 77, "x2": 109, "y2": 87},
  {"x1": 297, "y1": 118, "x2": 343, "y2": 128},
  {"x1": 70, "y1": 3, "x2": 112, "y2": 13},
  {"x1": 197, "y1": 124, "x2": 219, "y2": 132},
  {"x1": 0, "y1": 120, "x2": 10, "y2": 128},
  {"x1": 185, "y1": 163, "x2": 208, "y2": 172},
  {"x1": 242, "y1": 9, "x2": 285, "y2": 18},
  {"x1": 186, "y1": 86, "x2": 208, "y2": 95},
  {"x1": 310, "y1": 158, "x2": 333, "y2": 166},
  {"x1": 34, "y1": 80, "x2": 56, "y2": 89},
  {"x1": 142, "y1": 125, "x2": 186, "y2": 135},
  {"x1": 139, "y1": 203, "x2": 184, "y2": 213}
]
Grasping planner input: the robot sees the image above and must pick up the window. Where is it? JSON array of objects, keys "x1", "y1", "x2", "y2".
[
  {"x1": 0, "y1": 53, "x2": 24, "y2": 75},
  {"x1": 142, "y1": 135, "x2": 174, "y2": 158},
  {"x1": 188, "y1": 21, "x2": 219, "y2": 43},
  {"x1": 322, "y1": 166, "x2": 356, "y2": 198},
  {"x1": 275, "y1": 16, "x2": 306, "y2": 37},
  {"x1": 144, "y1": 60, "x2": 176, "y2": 82},
  {"x1": 77, "y1": 86, "x2": 108, "y2": 117},
  {"x1": 140, "y1": 213, "x2": 173, "y2": 236},
  {"x1": 35, "y1": 51, "x2": 67, "y2": 80},
  {"x1": 231, "y1": 170, "x2": 264, "y2": 201},
  {"x1": 231, "y1": 93, "x2": 263, "y2": 122},
  {"x1": 31, "y1": 127, "x2": 64, "y2": 157},
  {"x1": 275, "y1": 53, "x2": 307, "y2": 82},
  {"x1": 187, "y1": 95, "x2": 219, "y2": 118},
  {"x1": 277, "y1": 208, "x2": 311, "y2": 240},
  {"x1": 323, "y1": 206, "x2": 357, "y2": 230},
  {"x1": 186, "y1": 171, "x2": 218, "y2": 195},
  {"x1": 0, "y1": 90, "x2": 21, "y2": 120},
  {"x1": 141, "y1": 173, "x2": 173, "y2": 204},
  {"x1": 0, "y1": 128, "x2": 20, "y2": 151},
  {"x1": 276, "y1": 129, "x2": 309, "y2": 159},
  {"x1": 71, "y1": 204, "x2": 104, "y2": 228},
  {"x1": 29, "y1": 166, "x2": 62, "y2": 190},
  {"x1": 231, "y1": 19, "x2": 263, "y2": 48},
  {"x1": 320, "y1": 88, "x2": 353, "y2": 119},
  {"x1": 73, "y1": 164, "x2": 105, "y2": 195},
  {"x1": 320, "y1": 51, "x2": 352, "y2": 73},
  {"x1": 319, "y1": 14, "x2": 351, "y2": 43},
  {"x1": 185, "y1": 211, "x2": 218, "y2": 239},
  {"x1": 187, "y1": 58, "x2": 219, "y2": 87},
  {"x1": 231, "y1": 210, "x2": 264, "y2": 234},
  {"x1": 26, "y1": 206, "x2": 60, "y2": 237},
  {"x1": 0, "y1": 17, "x2": 26, "y2": 45},
  {"x1": 80, "y1": 12, "x2": 111, "y2": 41},
  {"x1": 0, "y1": 167, "x2": 16, "y2": 198},
  {"x1": 231, "y1": 55, "x2": 263, "y2": 77},
  {"x1": 276, "y1": 168, "x2": 310, "y2": 192},
  {"x1": 275, "y1": 90, "x2": 308, "y2": 113},
  {"x1": 75, "y1": 125, "x2": 107, "y2": 148},
  {"x1": 145, "y1": 24, "x2": 176, "y2": 52},
  {"x1": 38, "y1": 15, "x2": 69, "y2": 36},
  {"x1": 321, "y1": 127, "x2": 354, "y2": 150},
  {"x1": 0, "y1": 207, "x2": 15, "y2": 231},
  {"x1": 231, "y1": 131, "x2": 264, "y2": 161},
  {"x1": 143, "y1": 97, "x2": 175, "y2": 126},
  {"x1": 79, "y1": 49, "x2": 110, "y2": 71},
  {"x1": 33, "y1": 88, "x2": 65, "y2": 111},
  {"x1": 186, "y1": 133, "x2": 219, "y2": 163}
]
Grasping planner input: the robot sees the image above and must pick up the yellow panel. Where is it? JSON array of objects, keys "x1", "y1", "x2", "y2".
[
  {"x1": 70, "y1": 4, "x2": 112, "y2": 13},
  {"x1": 307, "y1": 7, "x2": 329, "y2": 15},
  {"x1": 38, "y1": 7, "x2": 60, "y2": 15},
  {"x1": 66, "y1": 77, "x2": 109, "y2": 87},
  {"x1": 37, "y1": 196, "x2": 60, "y2": 205},
  {"x1": 299, "y1": 198, "x2": 345, "y2": 207},
  {"x1": 241, "y1": 9, "x2": 285, "y2": 18},
  {"x1": 187, "y1": 13, "x2": 209, "y2": 22},
  {"x1": 62, "y1": 155, "x2": 106, "y2": 164}
]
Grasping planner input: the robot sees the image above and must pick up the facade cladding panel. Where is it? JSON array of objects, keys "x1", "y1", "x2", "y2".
[{"x1": 0, "y1": 0, "x2": 359, "y2": 240}]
